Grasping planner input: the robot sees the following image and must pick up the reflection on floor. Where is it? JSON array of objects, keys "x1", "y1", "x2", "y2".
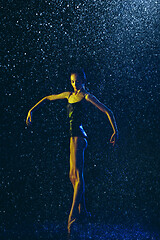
[{"x1": 1, "y1": 221, "x2": 159, "y2": 240}]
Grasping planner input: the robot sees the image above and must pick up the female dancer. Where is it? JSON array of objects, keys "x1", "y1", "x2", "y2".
[{"x1": 26, "y1": 69, "x2": 118, "y2": 233}]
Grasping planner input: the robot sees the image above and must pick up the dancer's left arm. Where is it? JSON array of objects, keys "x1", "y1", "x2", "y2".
[{"x1": 85, "y1": 93, "x2": 118, "y2": 146}]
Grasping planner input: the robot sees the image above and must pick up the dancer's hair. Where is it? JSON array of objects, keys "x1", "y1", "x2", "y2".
[{"x1": 70, "y1": 68, "x2": 87, "y2": 84}]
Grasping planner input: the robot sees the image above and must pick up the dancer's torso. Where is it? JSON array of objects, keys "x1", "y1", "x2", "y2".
[{"x1": 67, "y1": 91, "x2": 87, "y2": 138}]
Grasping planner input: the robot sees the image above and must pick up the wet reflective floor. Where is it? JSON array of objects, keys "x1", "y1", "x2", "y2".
[{"x1": 1, "y1": 221, "x2": 159, "y2": 240}]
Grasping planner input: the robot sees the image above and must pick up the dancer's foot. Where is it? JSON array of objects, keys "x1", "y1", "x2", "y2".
[
  {"x1": 68, "y1": 210, "x2": 79, "y2": 234},
  {"x1": 68, "y1": 217, "x2": 76, "y2": 234}
]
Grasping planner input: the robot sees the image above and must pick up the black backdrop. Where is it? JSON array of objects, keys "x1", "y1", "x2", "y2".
[{"x1": 1, "y1": 0, "x2": 160, "y2": 234}]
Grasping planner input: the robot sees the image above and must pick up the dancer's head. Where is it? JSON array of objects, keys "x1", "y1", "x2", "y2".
[{"x1": 70, "y1": 69, "x2": 86, "y2": 92}]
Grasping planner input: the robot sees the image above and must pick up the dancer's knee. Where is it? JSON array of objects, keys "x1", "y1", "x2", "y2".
[
  {"x1": 69, "y1": 170, "x2": 83, "y2": 187},
  {"x1": 69, "y1": 172, "x2": 75, "y2": 183}
]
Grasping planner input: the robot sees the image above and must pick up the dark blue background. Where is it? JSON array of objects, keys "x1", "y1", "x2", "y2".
[{"x1": 1, "y1": 0, "x2": 160, "y2": 237}]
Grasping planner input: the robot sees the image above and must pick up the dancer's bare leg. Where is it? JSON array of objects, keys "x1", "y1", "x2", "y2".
[{"x1": 68, "y1": 137, "x2": 87, "y2": 230}]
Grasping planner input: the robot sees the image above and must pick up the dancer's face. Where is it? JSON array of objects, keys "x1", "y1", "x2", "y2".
[{"x1": 70, "y1": 73, "x2": 83, "y2": 92}]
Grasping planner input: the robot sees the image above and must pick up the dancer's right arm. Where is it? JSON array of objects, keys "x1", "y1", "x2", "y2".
[{"x1": 26, "y1": 92, "x2": 71, "y2": 125}]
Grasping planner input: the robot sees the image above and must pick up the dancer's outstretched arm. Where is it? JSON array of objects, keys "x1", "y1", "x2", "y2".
[
  {"x1": 26, "y1": 92, "x2": 70, "y2": 125},
  {"x1": 85, "y1": 93, "x2": 118, "y2": 146}
]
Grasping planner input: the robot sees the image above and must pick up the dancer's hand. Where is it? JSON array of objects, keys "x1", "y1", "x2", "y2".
[
  {"x1": 110, "y1": 131, "x2": 118, "y2": 146},
  {"x1": 26, "y1": 111, "x2": 32, "y2": 126}
]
